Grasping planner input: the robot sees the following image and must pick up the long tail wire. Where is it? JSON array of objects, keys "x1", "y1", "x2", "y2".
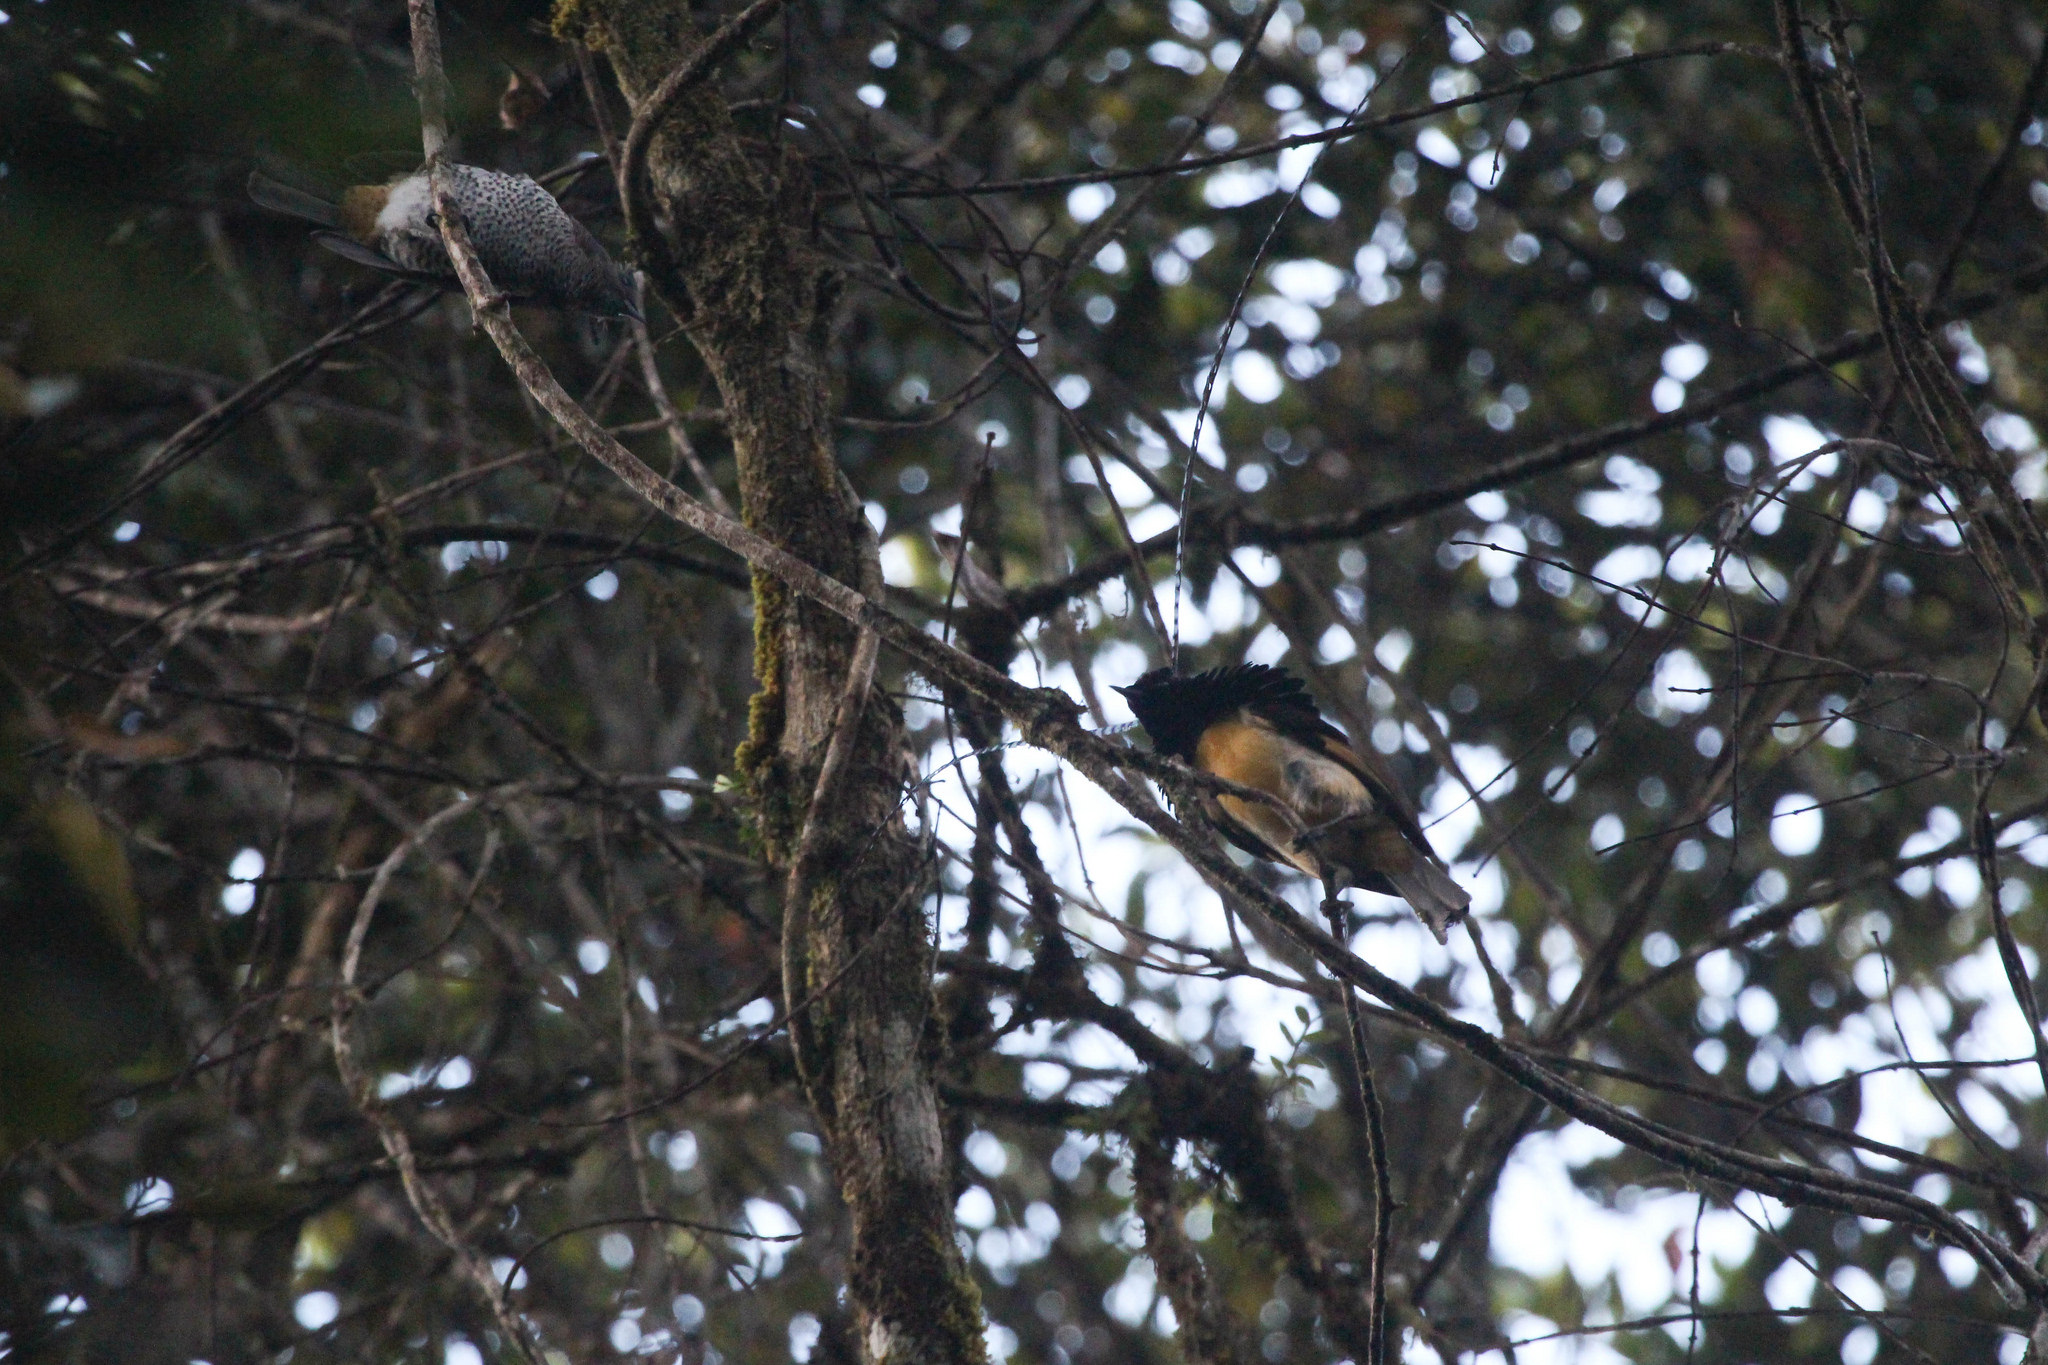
[{"x1": 1169, "y1": 60, "x2": 1399, "y2": 671}]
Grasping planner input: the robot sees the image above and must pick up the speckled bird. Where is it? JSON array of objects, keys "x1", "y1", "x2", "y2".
[{"x1": 248, "y1": 165, "x2": 639, "y2": 319}]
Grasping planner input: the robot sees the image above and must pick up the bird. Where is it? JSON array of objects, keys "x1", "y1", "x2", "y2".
[
  {"x1": 1115, "y1": 663, "x2": 1471, "y2": 942},
  {"x1": 248, "y1": 165, "x2": 639, "y2": 319}
]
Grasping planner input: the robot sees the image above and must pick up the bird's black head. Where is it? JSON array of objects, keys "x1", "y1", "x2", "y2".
[{"x1": 1115, "y1": 663, "x2": 1314, "y2": 761}]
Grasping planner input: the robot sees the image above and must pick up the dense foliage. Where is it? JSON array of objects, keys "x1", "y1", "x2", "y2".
[{"x1": 7, "y1": 1, "x2": 2048, "y2": 1362}]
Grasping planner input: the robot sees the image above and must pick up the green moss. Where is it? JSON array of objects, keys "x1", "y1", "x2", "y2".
[
  {"x1": 734, "y1": 568, "x2": 796, "y2": 856},
  {"x1": 553, "y1": 0, "x2": 703, "y2": 89},
  {"x1": 548, "y1": 0, "x2": 594, "y2": 45},
  {"x1": 932, "y1": 1229, "x2": 993, "y2": 1364}
]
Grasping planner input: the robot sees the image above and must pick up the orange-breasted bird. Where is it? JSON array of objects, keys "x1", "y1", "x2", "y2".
[
  {"x1": 248, "y1": 165, "x2": 639, "y2": 319},
  {"x1": 1115, "y1": 663, "x2": 1471, "y2": 942}
]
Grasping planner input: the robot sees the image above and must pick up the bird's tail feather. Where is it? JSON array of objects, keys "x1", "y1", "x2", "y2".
[
  {"x1": 248, "y1": 171, "x2": 341, "y2": 228},
  {"x1": 1383, "y1": 858, "x2": 1470, "y2": 945}
]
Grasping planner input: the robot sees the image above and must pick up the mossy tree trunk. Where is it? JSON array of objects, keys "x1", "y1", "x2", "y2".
[{"x1": 552, "y1": 4, "x2": 986, "y2": 1361}]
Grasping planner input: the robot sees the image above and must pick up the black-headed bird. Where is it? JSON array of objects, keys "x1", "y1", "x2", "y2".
[{"x1": 1115, "y1": 663, "x2": 1471, "y2": 941}]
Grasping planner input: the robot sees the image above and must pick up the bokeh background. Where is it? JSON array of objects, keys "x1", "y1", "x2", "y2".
[{"x1": 6, "y1": 1, "x2": 2048, "y2": 1362}]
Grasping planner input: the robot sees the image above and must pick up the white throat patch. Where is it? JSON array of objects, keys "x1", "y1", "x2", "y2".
[{"x1": 374, "y1": 175, "x2": 433, "y2": 234}]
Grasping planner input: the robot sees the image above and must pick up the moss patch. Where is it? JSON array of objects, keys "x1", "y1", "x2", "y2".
[{"x1": 734, "y1": 568, "x2": 796, "y2": 855}]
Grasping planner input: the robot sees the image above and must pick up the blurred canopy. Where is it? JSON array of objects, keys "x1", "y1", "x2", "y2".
[{"x1": 8, "y1": 0, "x2": 2048, "y2": 1363}]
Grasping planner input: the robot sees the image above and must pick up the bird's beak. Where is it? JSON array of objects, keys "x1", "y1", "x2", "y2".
[{"x1": 619, "y1": 267, "x2": 644, "y2": 322}]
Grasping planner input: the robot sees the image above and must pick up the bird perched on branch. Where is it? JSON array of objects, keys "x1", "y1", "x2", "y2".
[
  {"x1": 248, "y1": 165, "x2": 639, "y2": 319},
  {"x1": 1116, "y1": 663, "x2": 1470, "y2": 942}
]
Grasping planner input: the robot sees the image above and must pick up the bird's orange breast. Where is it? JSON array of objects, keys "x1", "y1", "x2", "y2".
[
  {"x1": 1195, "y1": 717, "x2": 1288, "y2": 795},
  {"x1": 1195, "y1": 718, "x2": 1310, "y2": 864}
]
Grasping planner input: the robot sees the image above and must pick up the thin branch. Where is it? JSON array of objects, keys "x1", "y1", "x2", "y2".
[
  {"x1": 1321, "y1": 887, "x2": 1392, "y2": 1365},
  {"x1": 4, "y1": 285, "x2": 436, "y2": 584},
  {"x1": 885, "y1": 41, "x2": 1762, "y2": 198}
]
